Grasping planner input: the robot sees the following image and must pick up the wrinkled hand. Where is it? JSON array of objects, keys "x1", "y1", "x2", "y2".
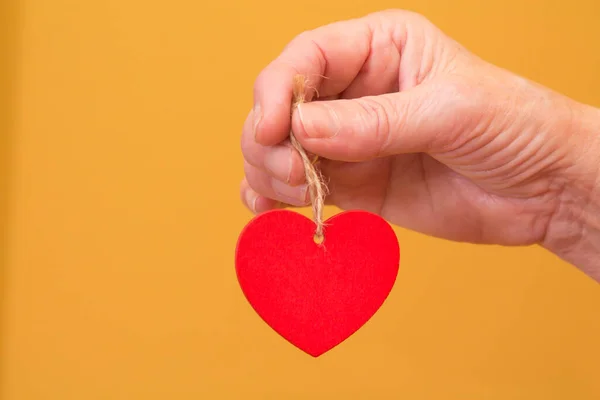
[{"x1": 240, "y1": 10, "x2": 600, "y2": 279}]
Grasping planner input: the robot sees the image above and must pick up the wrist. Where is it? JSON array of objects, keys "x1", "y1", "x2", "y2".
[{"x1": 543, "y1": 101, "x2": 600, "y2": 281}]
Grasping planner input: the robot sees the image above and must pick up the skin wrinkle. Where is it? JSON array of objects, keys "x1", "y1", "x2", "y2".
[
  {"x1": 435, "y1": 107, "x2": 492, "y2": 159},
  {"x1": 368, "y1": 12, "x2": 418, "y2": 91},
  {"x1": 433, "y1": 77, "x2": 498, "y2": 159},
  {"x1": 438, "y1": 39, "x2": 464, "y2": 77},
  {"x1": 280, "y1": 23, "x2": 369, "y2": 101},
  {"x1": 422, "y1": 29, "x2": 449, "y2": 84},
  {"x1": 448, "y1": 166, "x2": 493, "y2": 243},
  {"x1": 534, "y1": 176, "x2": 567, "y2": 246},
  {"x1": 284, "y1": 31, "x2": 320, "y2": 65},
  {"x1": 454, "y1": 87, "x2": 573, "y2": 194},
  {"x1": 544, "y1": 183, "x2": 589, "y2": 261},
  {"x1": 413, "y1": 86, "x2": 452, "y2": 153},
  {"x1": 502, "y1": 137, "x2": 567, "y2": 191},
  {"x1": 313, "y1": 22, "x2": 370, "y2": 97},
  {"x1": 461, "y1": 139, "x2": 557, "y2": 196},
  {"x1": 440, "y1": 101, "x2": 520, "y2": 172},
  {"x1": 416, "y1": 29, "x2": 433, "y2": 85},
  {"x1": 410, "y1": 15, "x2": 430, "y2": 83},
  {"x1": 336, "y1": 22, "x2": 379, "y2": 100},
  {"x1": 308, "y1": 38, "x2": 329, "y2": 86},
  {"x1": 357, "y1": 19, "x2": 399, "y2": 96},
  {"x1": 382, "y1": 33, "x2": 401, "y2": 93},
  {"x1": 542, "y1": 107, "x2": 600, "y2": 277},
  {"x1": 398, "y1": 21, "x2": 421, "y2": 90},
  {"x1": 376, "y1": 101, "x2": 396, "y2": 158},
  {"x1": 435, "y1": 79, "x2": 490, "y2": 153},
  {"x1": 468, "y1": 125, "x2": 541, "y2": 184},
  {"x1": 362, "y1": 19, "x2": 379, "y2": 75},
  {"x1": 467, "y1": 188, "x2": 489, "y2": 243},
  {"x1": 495, "y1": 127, "x2": 552, "y2": 177},
  {"x1": 528, "y1": 202, "x2": 556, "y2": 245},
  {"x1": 563, "y1": 103, "x2": 599, "y2": 184},
  {"x1": 354, "y1": 96, "x2": 394, "y2": 158},
  {"x1": 321, "y1": 102, "x2": 342, "y2": 138}
]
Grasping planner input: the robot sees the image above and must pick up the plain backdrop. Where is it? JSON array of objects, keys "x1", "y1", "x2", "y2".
[{"x1": 1, "y1": 0, "x2": 599, "y2": 398}]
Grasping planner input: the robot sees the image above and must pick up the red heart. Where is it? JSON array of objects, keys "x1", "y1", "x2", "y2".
[{"x1": 235, "y1": 209, "x2": 400, "y2": 357}]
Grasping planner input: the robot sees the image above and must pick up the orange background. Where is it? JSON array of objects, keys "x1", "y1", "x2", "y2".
[{"x1": 1, "y1": 0, "x2": 600, "y2": 399}]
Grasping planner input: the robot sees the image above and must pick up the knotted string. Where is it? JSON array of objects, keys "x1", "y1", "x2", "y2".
[{"x1": 289, "y1": 75, "x2": 328, "y2": 241}]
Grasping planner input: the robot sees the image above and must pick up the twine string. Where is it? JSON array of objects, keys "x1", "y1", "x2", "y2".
[{"x1": 289, "y1": 75, "x2": 327, "y2": 240}]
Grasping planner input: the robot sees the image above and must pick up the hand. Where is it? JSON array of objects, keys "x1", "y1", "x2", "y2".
[{"x1": 240, "y1": 10, "x2": 600, "y2": 280}]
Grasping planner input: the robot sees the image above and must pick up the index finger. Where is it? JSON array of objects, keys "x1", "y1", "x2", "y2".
[{"x1": 252, "y1": 17, "x2": 372, "y2": 146}]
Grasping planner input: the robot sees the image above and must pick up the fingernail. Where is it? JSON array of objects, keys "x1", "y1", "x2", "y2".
[
  {"x1": 244, "y1": 187, "x2": 258, "y2": 212},
  {"x1": 297, "y1": 103, "x2": 340, "y2": 138},
  {"x1": 253, "y1": 104, "x2": 262, "y2": 141},
  {"x1": 271, "y1": 179, "x2": 308, "y2": 206},
  {"x1": 264, "y1": 146, "x2": 292, "y2": 183}
]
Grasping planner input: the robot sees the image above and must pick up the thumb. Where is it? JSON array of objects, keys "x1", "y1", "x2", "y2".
[{"x1": 291, "y1": 83, "x2": 463, "y2": 161}]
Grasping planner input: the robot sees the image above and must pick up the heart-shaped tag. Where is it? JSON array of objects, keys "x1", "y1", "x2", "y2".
[{"x1": 235, "y1": 209, "x2": 400, "y2": 357}]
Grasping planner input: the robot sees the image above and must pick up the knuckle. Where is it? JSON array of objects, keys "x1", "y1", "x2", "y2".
[
  {"x1": 253, "y1": 66, "x2": 272, "y2": 96},
  {"x1": 281, "y1": 30, "x2": 316, "y2": 63},
  {"x1": 281, "y1": 30, "x2": 326, "y2": 77},
  {"x1": 355, "y1": 96, "x2": 397, "y2": 156},
  {"x1": 239, "y1": 113, "x2": 253, "y2": 154},
  {"x1": 285, "y1": 30, "x2": 307, "y2": 49},
  {"x1": 243, "y1": 162, "x2": 261, "y2": 192},
  {"x1": 289, "y1": 30, "x2": 312, "y2": 47},
  {"x1": 240, "y1": 140, "x2": 262, "y2": 171}
]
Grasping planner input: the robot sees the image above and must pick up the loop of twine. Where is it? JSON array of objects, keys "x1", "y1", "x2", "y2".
[{"x1": 290, "y1": 75, "x2": 328, "y2": 240}]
